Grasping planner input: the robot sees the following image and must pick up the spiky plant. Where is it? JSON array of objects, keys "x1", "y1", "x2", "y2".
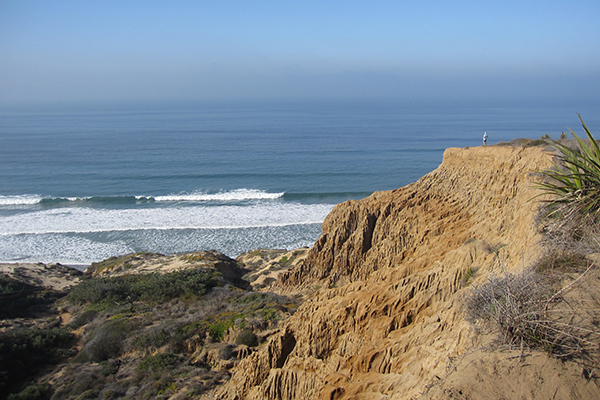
[{"x1": 537, "y1": 114, "x2": 600, "y2": 216}]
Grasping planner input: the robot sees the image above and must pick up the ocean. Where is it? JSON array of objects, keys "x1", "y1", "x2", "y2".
[{"x1": 1, "y1": 99, "x2": 598, "y2": 267}]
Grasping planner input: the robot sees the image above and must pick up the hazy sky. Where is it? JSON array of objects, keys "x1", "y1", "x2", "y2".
[{"x1": 1, "y1": 0, "x2": 599, "y2": 105}]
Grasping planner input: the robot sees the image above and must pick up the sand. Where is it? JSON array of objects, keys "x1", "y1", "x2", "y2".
[{"x1": 0, "y1": 262, "x2": 82, "y2": 291}]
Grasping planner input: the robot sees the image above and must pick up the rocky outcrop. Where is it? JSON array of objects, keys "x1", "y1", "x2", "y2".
[
  {"x1": 237, "y1": 248, "x2": 309, "y2": 291},
  {"x1": 216, "y1": 146, "x2": 599, "y2": 399},
  {"x1": 86, "y1": 250, "x2": 250, "y2": 289},
  {"x1": 0, "y1": 262, "x2": 82, "y2": 291}
]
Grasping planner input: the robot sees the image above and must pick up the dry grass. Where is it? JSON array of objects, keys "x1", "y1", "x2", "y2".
[
  {"x1": 466, "y1": 122, "x2": 600, "y2": 363},
  {"x1": 540, "y1": 202, "x2": 600, "y2": 255},
  {"x1": 466, "y1": 249, "x2": 600, "y2": 364},
  {"x1": 465, "y1": 270, "x2": 555, "y2": 349}
]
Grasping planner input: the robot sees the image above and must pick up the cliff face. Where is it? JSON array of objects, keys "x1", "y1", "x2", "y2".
[
  {"x1": 279, "y1": 146, "x2": 550, "y2": 291},
  {"x1": 217, "y1": 146, "x2": 597, "y2": 399}
]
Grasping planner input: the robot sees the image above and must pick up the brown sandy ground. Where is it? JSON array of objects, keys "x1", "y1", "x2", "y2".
[{"x1": 0, "y1": 262, "x2": 82, "y2": 291}]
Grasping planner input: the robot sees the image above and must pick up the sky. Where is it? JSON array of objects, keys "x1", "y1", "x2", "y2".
[{"x1": 1, "y1": 0, "x2": 599, "y2": 105}]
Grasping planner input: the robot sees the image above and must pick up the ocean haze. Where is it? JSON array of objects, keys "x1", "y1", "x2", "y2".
[{"x1": 1, "y1": 1, "x2": 599, "y2": 105}]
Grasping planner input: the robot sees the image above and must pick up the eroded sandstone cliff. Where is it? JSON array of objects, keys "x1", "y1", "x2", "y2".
[{"x1": 216, "y1": 145, "x2": 600, "y2": 399}]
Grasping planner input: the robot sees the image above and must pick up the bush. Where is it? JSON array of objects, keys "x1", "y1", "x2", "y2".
[
  {"x1": 132, "y1": 321, "x2": 190, "y2": 353},
  {"x1": 465, "y1": 271, "x2": 554, "y2": 348},
  {"x1": 208, "y1": 322, "x2": 230, "y2": 342},
  {"x1": 136, "y1": 353, "x2": 181, "y2": 372},
  {"x1": 235, "y1": 329, "x2": 258, "y2": 347},
  {"x1": 0, "y1": 328, "x2": 72, "y2": 397},
  {"x1": 67, "y1": 269, "x2": 221, "y2": 307},
  {"x1": 535, "y1": 250, "x2": 590, "y2": 274},
  {"x1": 465, "y1": 268, "x2": 600, "y2": 357},
  {"x1": 67, "y1": 309, "x2": 99, "y2": 329},
  {"x1": 79, "y1": 319, "x2": 138, "y2": 362},
  {"x1": 537, "y1": 115, "x2": 600, "y2": 216},
  {"x1": 7, "y1": 383, "x2": 53, "y2": 400},
  {"x1": 0, "y1": 275, "x2": 38, "y2": 295},
  {"x1": 0, "y1": 276, "x2": 65, "y2": 319},
  {"x1": 133, "y1": 327, "x2": 172, "y2": 351},
  {"x1": 219, "y1": 344, "x2": 235, "y2": 360},
  {"x1": 99, "y1": 360, "x2": 119, "y2": 377}
]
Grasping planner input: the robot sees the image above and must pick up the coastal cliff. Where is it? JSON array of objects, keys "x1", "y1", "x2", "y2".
[
  {"x1": 3, "y1": 144, "x2": 599, "y2": 399},
  {"x1": 217, "y1": 145, "x2": 600, "y2": 399}
]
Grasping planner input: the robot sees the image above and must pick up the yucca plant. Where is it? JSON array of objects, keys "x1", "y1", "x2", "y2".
[{"x1": 537, "y1": 114, "x2": 600, "y2": 216}]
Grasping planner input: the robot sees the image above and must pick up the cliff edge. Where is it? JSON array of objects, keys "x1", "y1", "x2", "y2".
[{"x1": 217, "y1": 146, "x2": 600, "y2": 399}]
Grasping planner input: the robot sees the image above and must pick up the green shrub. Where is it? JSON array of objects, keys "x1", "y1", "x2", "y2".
[
  {"x1": 460, "y1": 267, "x2": 478, "y2": 287},
  {"x1": 87, "y1": 252, "x2": 158, "y2": 275},
  {"x1": 132, "y1": 321, "x2": 188, "y2": 353},
  {"x1": 79, "y1": 319, "x2": 138, "y2": 362},
  {"x1": 7, "y1": 383, "x2": 53, "y2": 400},
  {"x1": 99, "y1": 360, "x2": 119, "y2": 377},
  {"x1": 134, "y1": 328, "x2": 171, "y2": 351},
  {"x1": 67, "y1": 309, "x2": 99, "y2": 329},
  {"x1": 524, "y1": 138, "x2": 550, "y2": 147},
  {"x1": 537, "y1": 115, "x2": 600, "y2": 216},
  {"x1": 0, "y1": 276, "x2": 65, "y2": 319},
  {"x1": 67, "y1": 269, "x2": 221, "y2": 307},
  {"x1": 208, "y1": 322, "x2": 230, "y2": 342},
  {"x1": 219, "y1": 344, "x2": 235, "y2": 360},
  {"x1": 0, "y1": 328, "x2": 72, "y2": 397},
  {"x1": 235, "y1": 329, "x2": 258, "y2": 347},
  {"x1": 239, "y1": 292, "x2": 268, "y2": 304},
  {"x1": 178, "y1": 321, "x2": 201, "y2": 336},
  {"x1": 136, "y1": 353, "x2": 181, "y2": 372},
  {"x1": 0, "y1": 275, "x2": 38, "y2": 295}
]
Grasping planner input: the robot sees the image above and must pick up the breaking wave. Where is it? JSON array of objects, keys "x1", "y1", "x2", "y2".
[{"x1": 0, "y1": 189, "x2": 285, "y2": 207}]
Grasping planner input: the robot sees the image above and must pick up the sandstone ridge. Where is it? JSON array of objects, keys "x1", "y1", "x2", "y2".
[
  {"x1": 86, "y1": 250, "x2": 250, "y2": 289},
  {"x1": 217, "y1": 146, "x2": 600, "y2": 399}
]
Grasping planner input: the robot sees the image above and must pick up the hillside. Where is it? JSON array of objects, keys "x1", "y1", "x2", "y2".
[{"x1": 216, "y1": 145, "x2": 600, "y2": 399}]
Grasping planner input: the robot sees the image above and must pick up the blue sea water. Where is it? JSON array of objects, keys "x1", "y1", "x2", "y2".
[{"x1": 0, "y1": 99, "x2": 598, "y2": 266}]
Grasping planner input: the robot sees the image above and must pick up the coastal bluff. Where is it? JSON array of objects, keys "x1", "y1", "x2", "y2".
[{"x1": 217, "y1": 145, "x2": 600, "y2": 399}]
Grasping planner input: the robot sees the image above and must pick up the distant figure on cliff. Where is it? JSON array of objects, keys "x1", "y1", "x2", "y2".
[{"x1": 483, "y1": 132, "x2": 488, "y2": 146}]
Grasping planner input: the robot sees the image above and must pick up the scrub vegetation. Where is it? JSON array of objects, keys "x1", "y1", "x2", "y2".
[
  {"x1": 466, "y1": 117, "x2": 600, "y2": 368},
  {"x1": 537, "y1": 115, "x2": 600, "y2": 216},
  {"x1": 1, "y1": 262, "x2": 301, "y2": 399}
]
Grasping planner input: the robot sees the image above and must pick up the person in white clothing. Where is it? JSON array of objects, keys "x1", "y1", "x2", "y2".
[{"x1": 483, "y1": 132, "x2": 488, "y2": 146}]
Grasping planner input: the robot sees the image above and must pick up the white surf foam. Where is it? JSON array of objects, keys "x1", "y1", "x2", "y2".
[
  {"x1": 154, "y1": 189, "x2": 285, "y2": 202},
  {"x1": 0, "y1": 189, "x2": 284, "y2": 206},
  {"x1": 0, "y1": 224, "x2": 322, "y2": 265},
  {"x1": 0, "y1": 194, "x2": 43, "y2": 205},
  {"x1": 0, "y1": 202, "x2": 334, "y2": 235},
  {"x1": 0, "y1": 233, "x2": 133, "y2": 266}
]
